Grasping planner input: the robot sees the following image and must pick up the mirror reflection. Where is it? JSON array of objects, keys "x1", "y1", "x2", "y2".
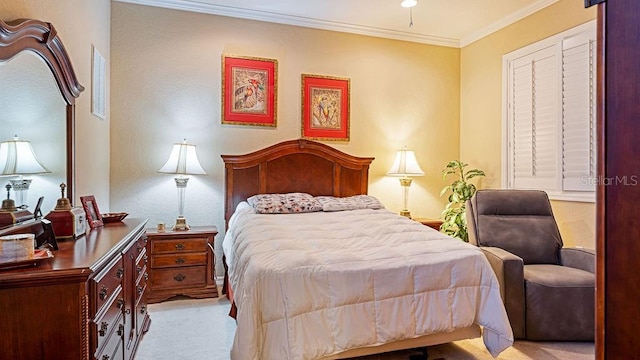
[{"x1": 0, "y1": 51, "x2": 67, "y2": 214}]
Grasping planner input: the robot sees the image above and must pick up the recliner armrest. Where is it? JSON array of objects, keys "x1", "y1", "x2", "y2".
[
  {"x1": 480, "y1": 246, "x2": 526, "y2": 339},
  {"x1": 560, "y1": 247, "x2": 595, "y2": 274},
  {"x1": 480, "y1": 247, "x2": 523, "y2": 300}
]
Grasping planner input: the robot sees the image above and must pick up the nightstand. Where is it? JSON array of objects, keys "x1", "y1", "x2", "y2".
[
  {"x1": 413, "y1": 218, "x2": 443, "y2": 231},
  {"x1": 145, "y1": 226, "x2": 218, "y2": 303}
]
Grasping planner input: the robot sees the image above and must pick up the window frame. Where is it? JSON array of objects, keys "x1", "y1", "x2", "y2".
[{"x1": 501, "y1": 20, "x2": 597, "y2": 203}]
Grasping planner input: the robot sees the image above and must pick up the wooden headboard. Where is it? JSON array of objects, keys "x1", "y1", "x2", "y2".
[{"x1": 221, "y1": 139, "x2": 374, "y2": 226}]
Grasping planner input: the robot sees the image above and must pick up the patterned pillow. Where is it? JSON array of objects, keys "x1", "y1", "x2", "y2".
[
  {"x1": 247, "y1": 193, "x2": 322, "y2": 214},
  {"x1": 315, "y1": 195, "x2": 385, "y2": 212}
]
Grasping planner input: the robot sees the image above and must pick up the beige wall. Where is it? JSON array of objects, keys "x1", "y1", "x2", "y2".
[
  {"x1": 460, "y1": 0, "x2": 597, "y2": 248},
  {"x1": 110, "y1": 3, "x2": 460, "y2": 272},
  {"x1": 1, "y1": 0, "x2": 596, "y2": 254},
  {"x1": 0, "y1": 0, "x2": 112, "y2": 209}
]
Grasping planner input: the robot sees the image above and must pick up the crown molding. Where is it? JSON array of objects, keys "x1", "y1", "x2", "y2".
[
  {"x1": 115, "y1": 0, "x2": 560, "y2": 49},
  {"x1": 114, "y1": 0, "x2": 460, "y2": 48},
  {"x1": 460, "y1": 0, "x2": 560, "y2": 47}
]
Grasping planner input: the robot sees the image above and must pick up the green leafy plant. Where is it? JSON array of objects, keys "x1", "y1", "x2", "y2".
[{"x1": 440, "y1": 160, "x2": 485, "y2": 242}]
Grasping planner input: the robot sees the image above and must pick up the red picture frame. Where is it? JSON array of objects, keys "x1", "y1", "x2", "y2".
[
  {"x1": 80, "y1": 195, "x2": 104, "y2": 229},
  {"x1": 301, "y1": 74, "x2": 350, "y2": 141},
  {"x1": 222, "y1": 54, "x2": 278, "y2": 127}
]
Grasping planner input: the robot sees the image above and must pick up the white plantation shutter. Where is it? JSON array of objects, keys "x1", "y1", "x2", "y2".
[
  {"x1": 509, "y1": 46, "x2": 558, "y2": 190},
  {"x1": 562, "y1": 32, "x2": 597, "y2": 191},
  {"x1": 504, "y1": 21, "x2": 596, "y2": 202}
]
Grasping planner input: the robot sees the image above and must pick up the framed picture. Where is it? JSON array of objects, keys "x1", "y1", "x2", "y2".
[
  {"x1": 80, "y1": 195, "x2": 104, "y2": 229},
  {"x1": 222, "y1": 54, "x2": 277, "y2": 127},
  {"x1": 301, "y1": 74, "x2": 350, "y2": 141},
  {"x1": 91, "y1": 45, "x2": 106, "y2": 120}
]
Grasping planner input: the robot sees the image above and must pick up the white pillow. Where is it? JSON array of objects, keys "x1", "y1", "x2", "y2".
[{"x1": 314, "y1": 195, "x2": 385, "y2": 212}]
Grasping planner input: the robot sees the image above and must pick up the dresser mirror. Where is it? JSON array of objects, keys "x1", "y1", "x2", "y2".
[{"x1": 0, "y1": 19, "x2": 83, "y2": 222}]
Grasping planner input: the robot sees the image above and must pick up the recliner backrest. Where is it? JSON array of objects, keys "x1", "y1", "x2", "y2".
[{"x1": 469, "y1": 189, "x2": 563, "y2": 265}]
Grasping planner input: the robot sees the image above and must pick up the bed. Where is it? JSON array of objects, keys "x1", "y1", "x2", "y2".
[{"x1": 221, "y1": 139, "x2": 513, "y2": 360}]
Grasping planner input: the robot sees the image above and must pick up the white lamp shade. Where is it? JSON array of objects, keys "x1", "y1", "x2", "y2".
[
  {"x1": 0, "y1": 136, "x2": 50, "y2": 175},
  {"x1": 158, "y1": 140, "x2": 207, "y2": 175},
  {"x1": 387, "y1": 149, "x2": 425, "y2": 177}
]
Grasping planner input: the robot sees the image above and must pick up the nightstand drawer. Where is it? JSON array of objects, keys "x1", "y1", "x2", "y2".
[
  {"x1": 151, "y1": 253, "x2": 207, "y2": 268},
  {"x1": 150, "y1": 266, "x2": 207, "y2": 289},
  {"x1": 151, "y1": 237, "x2": 207, "y2": 254},
  {"x1": 145, "y1": 226, "x2": 218, "y2": 303}
]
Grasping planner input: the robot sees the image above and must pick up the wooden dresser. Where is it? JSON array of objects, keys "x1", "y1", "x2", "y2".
[
  {"x1": 146, "y1": 226, "x2": 218, "y2": 303},
  {"x1": 0, "y1": 218, "x2": 150, "y2": 360}
]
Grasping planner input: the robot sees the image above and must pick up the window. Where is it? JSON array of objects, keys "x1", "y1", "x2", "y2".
[{"x1": 502, "y1": 21, "x2": 596, "y2": 202}]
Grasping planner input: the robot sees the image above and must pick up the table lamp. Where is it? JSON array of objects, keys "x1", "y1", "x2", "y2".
[
  {"x1": 158, "y1": 139, "x2": 207, "y2": 231},
  {"x1": 0, "y1": 135, "x2": 51, "y2": 209},
  {"x1": 387, "y1": 147, "x2": 424, "y2": 218}
]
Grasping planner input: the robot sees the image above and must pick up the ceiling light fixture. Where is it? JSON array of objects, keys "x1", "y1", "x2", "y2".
[
  {"x1": 401, "y1": 0, "x2": 417, "y2": 7},
  {"x1": 400, "y1": 0, "x2": 417, "y2": 27}
]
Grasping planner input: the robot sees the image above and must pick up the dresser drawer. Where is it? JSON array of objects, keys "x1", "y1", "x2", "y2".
[
  {"x1": 150, "y1": 237, "x2": 207, "y2": 254},
  {"x1": 135, "y1": 270, "x2": 148, "y2": 303},
  {"x1": 150, "y1": 266, "x2": 207, "y2": 289},
  {"x1": 92, "y1": 288, "x2": 124, "y2": 356},
  {"x1": 135, "y1": 251, "x2": 148, "y2": 280},
  {"x1": 133, "y1": 234, "x2": 147, "y2": 258},
  {"x1": 92, "y1": 256, "x2": 125, "y2": 314},
  {"x1": 94, "y1": 312, "x2": 124, "y2": 360},
  {"x1": 151, "y1": 252, "x2": 207, "y2": 268},
  {"x1": 136, "y1": 299, "x2": 148, "y2": 335}
]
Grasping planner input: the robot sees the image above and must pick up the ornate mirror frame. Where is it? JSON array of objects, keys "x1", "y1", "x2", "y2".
[{"x1": 0, "y1": 19, "x2": 83, "y2": 202}]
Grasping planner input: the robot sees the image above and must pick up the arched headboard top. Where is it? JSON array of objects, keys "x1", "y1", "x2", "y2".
[{"x1": 221, "y1": 139, "x2": 375, "y2": 226}]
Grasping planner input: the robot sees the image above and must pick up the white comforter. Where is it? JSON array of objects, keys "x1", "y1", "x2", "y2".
[{"x1": 223, "y1": 203, "x2": 513, "y2": 360}]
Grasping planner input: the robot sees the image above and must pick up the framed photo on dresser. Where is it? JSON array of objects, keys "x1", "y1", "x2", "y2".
[
  {"x1": 80, "y1": 195, "x2": 103, "y2": 229},
  {"x1": 221, "y1": 54, "x2": 278, "y2": 127},
  {"x1": 301, "y1": 74, "x2": 350, "y2": 141}
]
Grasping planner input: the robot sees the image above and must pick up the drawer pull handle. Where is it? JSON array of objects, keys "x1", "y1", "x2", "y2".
[
  {"x1": 175, "y1": 243, "x2": 186, "y2": 250},
  {"x1": 174, "y1": 273, "x2": 186, "y2": 282},
  {"x1": 117, "y1": 323, "x2": 124, "y2": 337},
  {"x1": 116, "y1": 268, "x2": 124, "y2": 279},
  {"x1": 99, "y1": 321, "x2": 108, "y2": 336},
  {"x1": 175, "y1": 257, "x2": 186, "y2": 264},
  {"x1": 137, "y1": 266, "x2": 143, "y2": 273},
  {"x1": 144, "y1": 273, "x2": 149, "y2": 281},
  {"x1": 99, "y1": 287, "x2": 108, "y2": 300},
  {"x1": 102, "y1": 355, "x2": 110, "y2": 360},
  {"x1": 125, "y1": 308, "x2": 131, "y2": 315},
  {"x1": 117, "y1": 298, "x2": 125, "y2": 309},
  {"x1": 137, "y1": 244, "x2": 143, "y2": 252},
  {"x1": 137, "y1": 286, "x2": 144, "y2": 295},
  {"x1": 144, "y1": 255, "x2": 148, "y2": 263},
  {"x1": 141, "y1": 305, "x2": 147, "y2": 314}
]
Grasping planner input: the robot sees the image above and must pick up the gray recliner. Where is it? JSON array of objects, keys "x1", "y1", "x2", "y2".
[{"x1": 466, "y1": 189, "x2": 595, "y2": 341}]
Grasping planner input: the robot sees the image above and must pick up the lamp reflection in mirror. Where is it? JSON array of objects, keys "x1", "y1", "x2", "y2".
[
  {"x1": 0, "y1": 135, "x2": 50, "y2": 209},
  {"x1": 387, "y1": 147, "x2": 424, "y2": 218},
  {"x1": 158, "y1": 139, "x2": 207, "y2": 231}
]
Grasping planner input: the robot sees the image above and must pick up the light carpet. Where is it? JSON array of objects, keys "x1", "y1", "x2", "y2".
[{"x1": 135, "y1": 297, "x2": 594, "y2": 360}]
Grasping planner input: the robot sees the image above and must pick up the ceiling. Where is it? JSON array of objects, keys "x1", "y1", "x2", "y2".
[{"x1": 115, "y1": 0, "x2": 559, "y2": 47}]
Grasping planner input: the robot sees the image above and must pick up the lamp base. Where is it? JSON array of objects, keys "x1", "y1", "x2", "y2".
[
  {"x1": 172, "y1": 216, "x2": 190, "y2": 231},
  {"x1": 399, "y1": 209, "x2": 411, "y2": 218}
]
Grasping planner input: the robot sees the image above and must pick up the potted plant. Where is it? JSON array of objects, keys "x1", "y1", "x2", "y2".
[{"x1": 440, "y1": 160, "x2": 485, "y2": 242}]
